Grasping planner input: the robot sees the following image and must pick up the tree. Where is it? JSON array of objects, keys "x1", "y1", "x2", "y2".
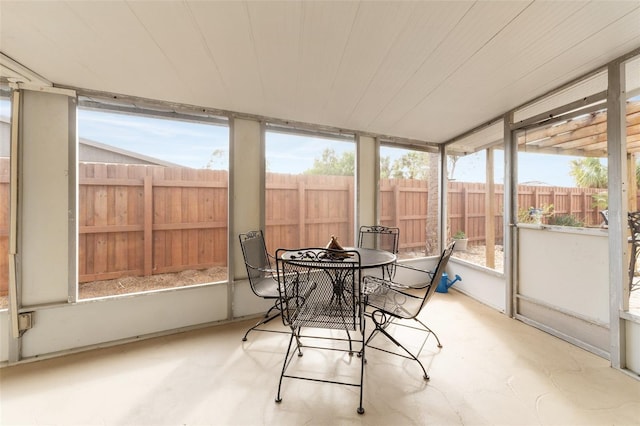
[
  {"x1": 389, "y1": 151, "x2": 431, "y2": 179},
  {"x1": 570, "y1": 157, "x2": 640, "y2": 189},
  {"x1": 304, "y1": 148, "x2": 354, "y2": 176},
  {"x1": 380, "y1": 156, "x2": 391, "y2": 179},
  {"x1": 425, "y1": 152, "x2": 439, "y2": 255},
  {"x1": 447, "y1": 154, "x2": 462, "y2": 180},
  {"x1": 204, "y1": 149, "x2": 226, "y2": 170},
  {"x1": 569, "y1": 158, "x2": 608, "y2": 188}
]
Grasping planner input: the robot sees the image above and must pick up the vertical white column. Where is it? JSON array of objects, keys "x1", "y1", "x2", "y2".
[
  {"x1": 607, "y1": 60, "x2": 627, "y2": 369},
  {"x1": 19, "y1": 90, "x2": 75, "y2": 306},
  {"x1": 230, "y1": 118, "x2": 263, "y2": 279},
  {"x1": 356, "y1": 135, "x2": 378, "y2": 237}
]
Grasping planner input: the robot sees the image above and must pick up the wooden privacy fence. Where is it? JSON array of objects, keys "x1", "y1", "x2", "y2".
[
  {"x1": 78, "y1": 163, "x2": 228, "y2": 283},
  {"x1": 379, "y1": 177, "x2": 432, "y2": 252},
  {"x1": 265, "y1": 174, "x2": 355, "y2": 253},
  {"x1": 447, "y1": 182, "x2": 606, "y2": 245},
  {"x1": 0, "y1": 160, "x2": 620, "y2": 294}
]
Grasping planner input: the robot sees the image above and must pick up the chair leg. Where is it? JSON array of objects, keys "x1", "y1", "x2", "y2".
[
  {"x1": 373, "y1": 311, "x2": 443, "y2": 349},
  {"x1": 367, "y1": 311, "x2": 431, "y2": 380},
  {"x1": 293, "y1": 327, "x2": 303, "y2": 357},
  {"x1": 630, "y1": 242, "x2": 639, "y2": 292},
  {"x1": 412, "y1": 317, "x2": 443, "y2": 348},
  {"x1": 374, "y1": 322, "x2": 430, "y2": 380},
  {"x1": 357, "y1": 330, "x2": 365, "y2": 414},
  {"x1": 275, "y1": 330, "x2": 297, "y2": 404},
  {"x1": 242, "y1": 304, "x2": 281, "y2": 341}
]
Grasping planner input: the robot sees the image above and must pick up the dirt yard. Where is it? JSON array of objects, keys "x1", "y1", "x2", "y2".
[
  {"x1": 399, "y1": 244, "x2": 505, "y2": 273},
  {"x1": 79, "y1": 267, "x2": 228, "y2": 299},
  {"x1": 452, "y1": 244, "x2": 505, "y2": 272}
]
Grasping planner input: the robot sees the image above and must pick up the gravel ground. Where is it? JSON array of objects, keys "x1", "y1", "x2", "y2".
[
  {"x1": 78, "y1": 266, "x2": 228, "y2": 299},
  {"x1": 451, "y1": 244, "x2": 504, "y2": 272}
]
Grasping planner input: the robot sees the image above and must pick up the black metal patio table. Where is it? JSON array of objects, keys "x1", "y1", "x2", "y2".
[
  {"x1": 280, "y1": 246, "x2": 396, "y2": 305},
  {"x1": 281, "y1": 247, "x2": 396, "y2": 272}
]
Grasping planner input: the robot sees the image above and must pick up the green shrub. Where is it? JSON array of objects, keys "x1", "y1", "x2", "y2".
[
  {"x1": 548, "y1": 214, "x2": 584, "y2": 227},
  {"x1": 453, "y1": 230, "x2": 466, "y2": 239},
  {"x1": 518, "y1": 204, "x2": 554, "y2": 224}
]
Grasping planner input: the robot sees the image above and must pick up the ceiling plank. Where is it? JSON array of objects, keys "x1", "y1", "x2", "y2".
[
  {"x1": 187, "y1": 1, "x2": 263, "y2": 113},
  {"x1": 127, "y1": 1, "x2": 230, "y2": 107}
]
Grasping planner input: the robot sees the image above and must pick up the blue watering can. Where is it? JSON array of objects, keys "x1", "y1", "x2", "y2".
[{"x1": 436, "y1": 272, "x2": 461, "y2": 293}]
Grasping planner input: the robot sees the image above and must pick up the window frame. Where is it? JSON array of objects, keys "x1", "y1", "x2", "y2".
[{"x1": 75, "y1": 95, "x2": 230, "y2": 301}]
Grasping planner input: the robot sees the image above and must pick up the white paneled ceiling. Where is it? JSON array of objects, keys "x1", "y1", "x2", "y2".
[{"x1": 1, "y1": 0, "x2": 639, "y2": 144}]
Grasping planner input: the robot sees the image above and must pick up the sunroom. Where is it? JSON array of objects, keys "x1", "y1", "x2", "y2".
[{"x1": 0, "y1": 1, "x2": 639, "y2": 422}]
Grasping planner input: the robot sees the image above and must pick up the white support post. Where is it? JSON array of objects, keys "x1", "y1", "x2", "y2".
[
  {"x1": 504, "y1": 111, "x2": 517, "y2": 318},
  {"x1": 607, "y1": 60, "x2": 628, "y2": 369}
]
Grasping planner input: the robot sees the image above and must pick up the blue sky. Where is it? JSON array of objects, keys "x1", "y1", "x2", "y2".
[
  {"x1": 265, "y1": 132, "x2": 353, "y2": 174},
  {"x1": 1, "y1": 102, "x2": 582, "y2": 187},
  {"x1": 453, "y1": 149, "x2": 582, "y2": 187},
  {"x1": 78, "y1": 108, "x2": 229, "y2": 169}
]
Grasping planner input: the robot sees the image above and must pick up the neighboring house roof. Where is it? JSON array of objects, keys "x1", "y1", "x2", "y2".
[
  {"x1": 1, "y1": 118, "x2": 179, "y2": 167},
  {"x1": 79, "y1": 138, "x2": 181, "y2": 167},
  {"x1": 520, "y1": 181, "x2": 552, "y2": 187}
]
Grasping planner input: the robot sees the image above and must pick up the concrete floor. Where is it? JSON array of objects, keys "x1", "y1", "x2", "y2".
[{"x1": 1, "y1": 290, "x2": 639, "y2": 425}]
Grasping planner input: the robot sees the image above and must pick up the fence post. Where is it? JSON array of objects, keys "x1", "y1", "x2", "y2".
[
  {"x1": 348, "y1": 179, "x2": 354, "y2": 244},
  {"x1": 144, "y1": 174, "x2": 153, "y2": 277},
  {"x1": 462, "y1": 186, "x2": 468, "y2": 236},
  {"x1": 298, "y1": 180, "x2": 306, "y2": 247},
  {"x1": 485, "y1": 149, "x2": 495, "y2": 268},
  {"x1": 393, "y1": 183, "x2": 400, "y2": 228}
]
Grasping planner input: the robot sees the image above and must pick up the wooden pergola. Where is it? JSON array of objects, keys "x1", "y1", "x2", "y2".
[
  {"x1": 517, "y1": 99, "x2": 640, "y2": 156},
  {"x1": 451, "y1": 99, "x2": 640, "y2": 269}
]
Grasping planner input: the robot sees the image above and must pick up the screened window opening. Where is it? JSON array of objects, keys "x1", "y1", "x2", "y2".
[
  {"x1": 379, "y1": 145, "x2": 439, "y2": 258},
  {"x1": 264, "y1": 129, "x2": 355, "y2": 254},
  {"x1": 626, "y1": 55, "x2": 640, "y2": 314},
  {"x1": 0, "y1": 87, "x2": 11, "y2": 309},
  {"x1": 514, "y1": 91, "x2": 640, "y2": 314},
  {"x1": 76, "y1": 105, "x2": 229, "y2": 300},
  {"x1": 446, "y1": 146, "x2": 504, "y2": 272},
  {"x1": 515, "y1": 110, "x2": 612, "y2": 229}
]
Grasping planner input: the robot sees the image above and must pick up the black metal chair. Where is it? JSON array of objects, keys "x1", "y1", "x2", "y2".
[
  {"x1": 358, "y1": 225, "x2": 400, "y2": 279},
  {"x1": 238, "y1": 230, "x2": 283, "y2": 341},
  {"x1": 362, "y1": 242, "x2": 455, "y2": 380},
  {"x1": 274, "y1": 248, "x2": 366, "y2": 415},
  {"x1": 628, "y1": 212, "x2": 640, "y2": 292}
]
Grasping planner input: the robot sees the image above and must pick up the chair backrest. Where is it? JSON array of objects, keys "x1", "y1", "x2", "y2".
[
  {"x1": 416, "y1": 241, "x2": 456, "y2": 313},
  {"x1": 629, "y1": 212, "x2": 640, "y2": 241},
  {"x1": 358, "y1": 225, "x2": 399, "y2": 254},
  {"x1": 276, "y1": 248, "x2": 363, "y2": 331},
  {"x1": 239, "y1": 230, "x2": 272, "y2": 285}
]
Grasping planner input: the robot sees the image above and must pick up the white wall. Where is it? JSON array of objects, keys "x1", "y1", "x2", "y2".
[
  {"x1": 626, "y1": 320, "x2": 640, "y2": 373},
  {"x1": 0, "y1": 314, "x2": 8, "y2": 360},
  {"x1": 20, "y1": 285, "x2": 228, "y2": 357},
  {"x1": 518, "y1": 226, "x2": 610, "y2": 323},
  {"x1": 448, "y1": 259, "x2": 506, "y2": 312},
  {"x1": 517, "y1": 226, "x2": 610, "y2": 356}
]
